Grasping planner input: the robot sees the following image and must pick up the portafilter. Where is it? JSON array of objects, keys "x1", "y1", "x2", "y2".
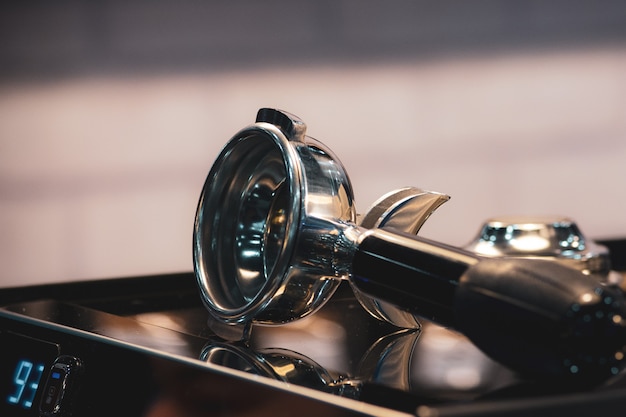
[{"x1": 194, "y1": 108, "x2": 626, "y2": 383}]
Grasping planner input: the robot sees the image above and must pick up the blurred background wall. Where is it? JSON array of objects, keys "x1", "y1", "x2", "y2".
[{"x1": 1, "y1": 0, "x2": 626, "y2": 287}]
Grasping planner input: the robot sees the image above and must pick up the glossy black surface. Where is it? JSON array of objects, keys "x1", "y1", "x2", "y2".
[
  {"x1": 2, "y1": 256, "x2": 626, "y2": 416},
  {"x1": 0, "y1": 290, "x2": 374, "y2": 416}
]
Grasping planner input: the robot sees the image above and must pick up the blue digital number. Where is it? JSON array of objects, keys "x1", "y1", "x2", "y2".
[
  {"x1": 22, "y1": 363, "x2": 45, "y2": 408},
  {"x1": 6, "y1": 359, "x2": 45, "y2": 409}
]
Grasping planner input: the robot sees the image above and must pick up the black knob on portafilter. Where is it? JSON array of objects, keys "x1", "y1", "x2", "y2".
[
  {"x1": 195, "y1": 108, "x2": 626, "y2": 385},
  {"x1": 351, "y1": 228, "x2": 626, "y2": 383}
]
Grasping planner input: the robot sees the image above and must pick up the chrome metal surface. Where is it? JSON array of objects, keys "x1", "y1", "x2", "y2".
[
  {"x1": 358, "y1": 187, "x2": 450, "y2": 234},
  {"x1": 465, "y1": 216, "x2": 613, "y2": 280},
  {"x1": 194, "y1": 109, "x2": 358, "y2": 332}
]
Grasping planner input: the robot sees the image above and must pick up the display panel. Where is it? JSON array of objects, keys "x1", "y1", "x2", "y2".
[{"x1": 0, "y1": 332, "x2": 59, "y2": 416}]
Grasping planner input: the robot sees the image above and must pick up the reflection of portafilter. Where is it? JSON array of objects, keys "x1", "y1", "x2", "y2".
[
  {"x1": 194, "y1": 108, "x2": 626, "y2": 384},
  {"x1": 200, "y1": 328, "x2": 419, "y2": 399}
]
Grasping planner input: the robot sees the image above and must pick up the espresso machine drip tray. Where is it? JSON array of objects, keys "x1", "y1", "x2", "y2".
[{"x1": 2, "y1": 249, "x2": 626, "y2": 417}]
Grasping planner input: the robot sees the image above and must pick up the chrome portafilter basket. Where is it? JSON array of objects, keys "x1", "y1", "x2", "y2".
[
  {"x1": 194, "y1": 108, "x2": 626, "y2": 384},
  {"x1": 194, "y1": 108, "x2": 355, "y2": 336}
]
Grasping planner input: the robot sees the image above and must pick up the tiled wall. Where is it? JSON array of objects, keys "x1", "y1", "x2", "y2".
[{"x1": 1, "y1": 1, "x2": 626, "y2": 287}]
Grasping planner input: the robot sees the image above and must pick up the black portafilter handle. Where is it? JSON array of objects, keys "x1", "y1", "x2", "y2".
[{"x1": 350, "y1": 228, "x2": 626, "y2": 384}]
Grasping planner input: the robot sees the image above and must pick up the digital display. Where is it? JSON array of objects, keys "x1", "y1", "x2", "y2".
[
  {"x1": 7, "y1": 359, "x2": 46, "y2": 409},
  {"x1": 0, "y1": 332, "x2": 59, "y2": 416}
]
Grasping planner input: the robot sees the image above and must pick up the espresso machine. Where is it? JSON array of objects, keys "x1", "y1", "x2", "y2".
[{"x1": 2, "y1": 108, "x2": 626, "y2": 417}]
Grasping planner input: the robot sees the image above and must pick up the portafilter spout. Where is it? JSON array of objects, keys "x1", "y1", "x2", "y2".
[{"x1": 194, "y1": 108, "x2": 626, "y2": 383}]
